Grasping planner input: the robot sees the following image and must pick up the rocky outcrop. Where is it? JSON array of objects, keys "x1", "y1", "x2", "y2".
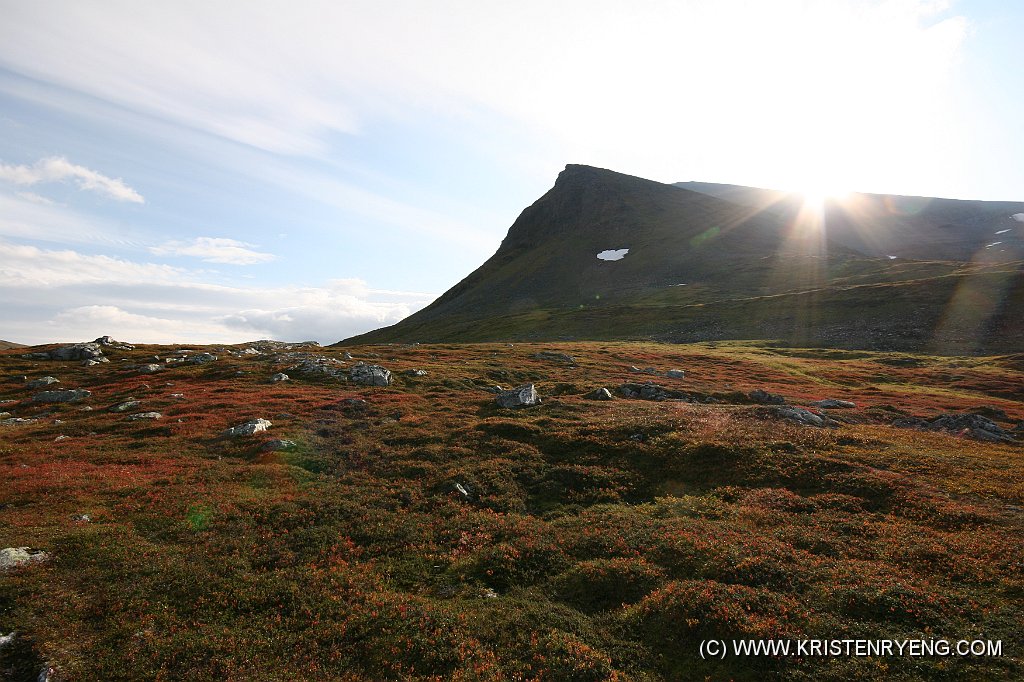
[
  {"x1": 0, "y1": 547, "x2": 49, "y2": 570},
  {"x1": 894, "y1": 413, "x2": 1017, "y2": 443},
  {"x1": 33, "y1": 389, "x2": 91, "y2": 403},
  {"x1": 26, "y1": 377, "x2": 59, "y2": 389},
  {"x1": 811, "y1": 399, "x2": 857, "y2": 409},
  {"x1": 749, "y1": 389, "x2": 786, "y2": 405},
  {"x1": 222, "y1": 418, "x2": 272, "y2": 437}
]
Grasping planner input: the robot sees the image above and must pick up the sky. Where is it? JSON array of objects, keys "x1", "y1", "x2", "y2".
[{"x1": 1, "y1": 0, "x2": 1022, "y2": 345}]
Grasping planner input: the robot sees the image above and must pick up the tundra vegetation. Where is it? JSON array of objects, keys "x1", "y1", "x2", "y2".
[{"x1": 1, "y1": 340, "x2": 1022, "y2": 680}]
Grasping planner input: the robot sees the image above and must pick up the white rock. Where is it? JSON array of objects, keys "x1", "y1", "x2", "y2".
[
  {"x1": 222, "y1": 418, "x2": 272, "y2": 437},
  {"x1": 0, "y1": 547, "x2": 49, "y2": 570},
  {"x1": 350, "y1": 363, "x2": 393, "y2": 386},
  {"x1": 271, "y1": 373, "x2": 290, "y2": 382},
  {"x1": 127, "y1": 412, "x2": 162, "y2": 420}
]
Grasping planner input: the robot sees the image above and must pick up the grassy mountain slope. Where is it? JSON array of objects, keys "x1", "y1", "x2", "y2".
[{"x1": 345, "y1": 166, "x2": 1023, "y2": 353}]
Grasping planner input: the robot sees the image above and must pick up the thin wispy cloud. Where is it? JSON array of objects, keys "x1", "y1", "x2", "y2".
[
  {"x1": 0, "y1": 156, "x2": 144, "y2": 203},
  {"x1": 149, "y1": 237, "x2": 275, "y2": 265}
]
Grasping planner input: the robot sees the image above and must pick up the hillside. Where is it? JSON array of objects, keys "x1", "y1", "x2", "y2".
[
  {"x1": 345, "y1": 166, "x2": 1024, "y2": 354},
  {"x1": 0, "y1": 341, "x2": 27, "y2": 350},
  {"x1": 1, "y1": 339, "x2": 1022, "y2": 679}
]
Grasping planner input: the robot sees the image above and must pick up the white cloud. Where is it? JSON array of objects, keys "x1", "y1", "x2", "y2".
[
  {"x1": 0, "y1": 240, "x2": 435, "y2": 344},
  {"x1": 0, "y1": 156, "x2": 144, "y2": 203},
  {"x1": 149, "y1": 237, "x2": 275, "y2": 265},
  {"x1": 0, "y1": 192, "x2": 152, "y2": 247},
  {"x1": 16, "y1": 191, "x2": 53, "y2": 205}
]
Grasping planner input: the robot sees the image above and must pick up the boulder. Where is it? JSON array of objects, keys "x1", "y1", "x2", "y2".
[
  {"x1": 0, "y1": 547, "x2": 49, "y2": 570},
  {"x1": 588, "y1": 387, "x2": 613, "y2": 400},
  {"x1": 349, "y1": 363, "x2": 393, "y2": 386},
  {"x1": 26, "y1": 376, "x2": 59, "y2": 389},
  {"x1": 291, "y1": 356, "x2": 347, "y2": 378},
  {"x1": 749, "y1": 389, "x2": 786, "y2": 405},
  {"x1": 95, "y1": 335, "x2": 134, "y2": 350},
  {"x1": 189, "y1": 353, "x2": 218, "y2": 364},
  {"x1": 222, "y1": 418, "x2": 272, "y2": 437},
  {"x1": 271, "y1": 373, "x2": 290, "y2": 382},
  {"x1": 496, "y1": 384, "x2": 541, "y2": 408},
  {"x1": 775, "y1": 406, "x2": 826, "y2": 426},
  {"x1": 49, "y1": 342, "x2": 104, "y2": 361},
  {"x1": 109, "y1": 399, "x2": 141, "y2": 413},
  {"x1": 33, "y1": 389, "x2": 91, "y2": 403},
  {"x1": 138, "y1": 364, "x2": 163, "y2": 374},
  {"x1": 404, "y1": 369, "x2": 428, "y2": 377},
  {"x1": 666, "y1": 369, "x2": 686, "y2": 379},
  {"x1": 1, "y1": 417, "x2": 38, "y2": 425}
]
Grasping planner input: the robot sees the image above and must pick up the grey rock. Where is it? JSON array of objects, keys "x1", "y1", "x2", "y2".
[
  {"x1": 73, "y1": 514, "x2": 91, "y2": 523},
  {"x1": 0, "y1": 547, "x2": 49, "y2": 570},
  {"x1": 81, "y1": 359, "x2": 101, "y2": 367},
  {"x1": 927, "y1": 413, "x2": 1015, "y2": 443},
  {"x1": 26, "y1": 376, "x2": 59, "y2": 389},
  {"x1": 54, "y1": 435, "x2": 69, "y2": 441},
  {"x1": 0, "y1": 631, "x2": 14, "y2": 649},
  {"x1": 588, "y1": 387, "x2": 614, "y2": 400},
  {"x1": 619, "y1": 382, "x2": 693, "y2": 402},
  {"x1": 1, "y1": 417, "x2": 38, "y2": 425},
  {"x1": 23, "y1": 352, "x2": 50, "y2": 359},
  {"x1": 49, "y1": 342, "x2": 104, "y2": 361},
  {"x1": 95, "y1": 335, "x2": 134, "y2": 350},
  {"x1": 811, "y1": 399, "x2": 857, "y2": 409},
  {"x1": 343, "y1": 352, "x2": 353, "y2": 360},
  {"x1": 33, "y1": 389, "x2": 91, "y2": 403},
  {"x1": 291, "y1": 356, "x2": 347, "y2": 378},
  {"x1": 271, "y1": 373, "x2": 290, "y2": 382},
  {"x1": 404, "y1": 369, "x2": 428, "y2": 377},
  {"x1": 222, "y1": 418, "x2": 272, "y2": 437},
  {"x1": 109, "y1": 399, "x2": 141, "y2": 413},
  {"x1": 127, "y1": 412, "x2": 162, "y2": 420},
  {"x1": 776, "y1": 406, "x2": 826, "y2": 426},
  {"x1": 0, "y1": 412, "x2": 9, "y2": 419},
  {"x1": 666, "y1": 369, "x2": 686, "y2": 379},
  {"x1": 261, "y1": 439, "x2": 297, "y2": 452},
  {"x1": 138, "y1": 364, "x2": 163, "y2": 374},
  {"x1": 496, "y1": 384, "x2": 541, "y2": 408},
  {"x1": 349, "y1": 363, "x2": 392, "y2": 386},
  {"x1": 750, "y1": 389, "x2": 786, "y2": 405},
  {"x1": 453, "y1": 482, "x2": 472, "y2": 500},
  {"x1": 189, "y1": 353, "x2": 218, "y2": 364}
]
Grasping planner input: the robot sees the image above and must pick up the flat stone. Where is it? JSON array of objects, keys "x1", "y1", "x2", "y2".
[
  {"x1": 222, "y1": 418, "x2": 272, "y2": 437},
  {"x1": 127, "y1": 412, "x2": 162, "y2": 420},
  {"x1": 27, "y1": 376, "x2": 60, "y2": 389},
  {"x1": 33, "y1": 389, "x2": 91, "y2": 403},
  {"x1": 109, "y1": 399, "x2": 141, "y2": 413}
]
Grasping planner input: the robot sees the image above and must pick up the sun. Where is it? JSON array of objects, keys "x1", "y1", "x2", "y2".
[{"x1": 799, "y1": 183, "x2": 851, "y2": 212}]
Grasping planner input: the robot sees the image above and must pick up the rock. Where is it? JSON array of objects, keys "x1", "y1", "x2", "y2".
[
  {"x1": 73, "y1": 514, "x2": 91, "y2": 523},
  {"x1": 775, "y1": 406, "x2": 826, "y2": 426},
  {"x1": 496, "y1": 384, "x2": 541, "y2": 408},
  {"x1": 12, "y1": 375, "x2": 27, "y2": 383},
  {"x1": 927, "y1": 413, "x2": 1015, "y2": 443},
  {"x1": 170, "y1": 393, "x2": 186, "y2": 399},
  {"x1": 532, "y1": 351, "x2": 577, "y2": 364},
  {"x1": 811, "y1": 399, "x2": 857, "y2": 409},
  {"x1": 291, "y1": 356, "x2": 347, "y2": 378},
  {"x1": 0, "y1": 412, "x2": 9, "y2": 419},
  {"x1": 666, "y1": 369, "x2": 686, "y2": 378},
  {"x1": 0, "y1": 631, "x2": 14, "y2": 649},
  {"x1": 95, "y1": 335, "x2": 134, "y2": 350},
  {"x1": 127, "y1": 412, "x2": 162, "y2": 420},
  {"x1": 349, "y1": 363, "x2": 393, "y2": 386},
  {"x1": 343, "y1": 352, "x2": 353, "y2": 360},
  {"x1": 750, "y1": 389, "x2": 786, "y2": 405},
  {"x1": 138, "y1": 364, "x2": 163, "y2": 374},
  {"x1": 588, "y1": 387, "x2": 614, "y2": 400},
  {"x1": 33, "y1": 389, "x2": 91, "y2": 403},
  {"x1": 49, "y1": 342, "x2": 104, "y2": 361},
  {"x1": 26, "y1": 376, "x2": 59, "y2": 389},
  {"x1": 453, "y1": 482, "x2": 472, "y2": 500},
  {"x1": 261, "y1": 439, "x2": 297, "y2": 452},
  {"x1": 480, "y1": 587, "x2": 499, "y2": 599},
  {"x1": 618, "y1": 382, "x2": 693, "y2": 402},
  {"x1": 0, "y1": 547, "x2": 49, "y2": 570},
  {"x1": 54, "y1": 435, "x2": 69, "y2": 441},
  {"x1": 1, "y1": 417, "x2": 38, "y2": 425},
  {"x1": 81, "y1": 359, "x2": 101, "y2": 367},
  {"x1": 222, "y1": 418, "x2": 272, "y2": 437},
  {"x1": 189, "y1": 353, "x2": 218, "y2": 364},
  {"x1": 404, "y1": 369, "x2": 428, "y2": 377},
  {"x1": 109, "y1": 399, "x2": 141, "y2": 413},
  {"x1": 271, "y1": 373, "x2": 290, "y2": 382}
]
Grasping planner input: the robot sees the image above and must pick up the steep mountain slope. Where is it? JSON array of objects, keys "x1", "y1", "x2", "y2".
[{"x1": 344, "y1": 166, "x2": 1024, "y2": 353}]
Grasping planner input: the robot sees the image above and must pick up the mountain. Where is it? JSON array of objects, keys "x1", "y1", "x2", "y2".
[
  {"x1": 343, "y1": 165, "x2": 1024, "y2": 354},
  {"x1": 0, "y1": 340, "x2": 27, "y2": 350}
]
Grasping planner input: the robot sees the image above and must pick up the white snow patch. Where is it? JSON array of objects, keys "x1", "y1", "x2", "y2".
[
  {"x1": 887, "y1": 255, "x2": 898, "y2": 260},
  {"x1": 597, "y1": 248, "x2": 629, "y2": 261},
  {"x1": 985, "y1": 242, "x2": 1003, "y2": 248},
  {"x1": 1013, "y1": 213, "x2": 1024, "y2": 222},
  {"x1": 995, "y1": 229, "x2": 1011, "y2": 235}
]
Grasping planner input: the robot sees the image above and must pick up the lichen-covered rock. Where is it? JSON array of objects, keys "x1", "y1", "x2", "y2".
[
  {"x1": 33, "y1": 389, "x2": 91, "y2": 403},
  {"x1": 774, "y1": 406, "x2": 827, "y2": 426},
  {"x1": 666, "y1": 369, "x2": 686, "y2": 379},
  {"x1": 138, "y1": 364, "x2": 163, "y2": 374},
  {"x1": 271, "y1": 373, "x2": 290, "y2": 382},
  {"x1": 222, "y1": 418, "x2": 272, "y2": 437},
  {"x1": 588, "y1": 388, "x2": 613, "y2": 400},
  {"x1": 189, "y1": 353, "x2": 218, "y2": 364},
  {"x1": 26, "y1": 376, "x2": 59, "y2": 389},
  {"x1": 0, "y1": 547, "x2": 49, "y2": 570},
  {"x1": 291, "y1": 357, "x2": 347, "y2": 378},
  {"x1": 350, "y1": 363, "x2": 392, "y2": 386},
  {"x1": 404, "y1": 369, "x2": 428, "y2": 377},
  {"x1": 496, "y1": 384, "x2": 541, "y2": 408}
]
